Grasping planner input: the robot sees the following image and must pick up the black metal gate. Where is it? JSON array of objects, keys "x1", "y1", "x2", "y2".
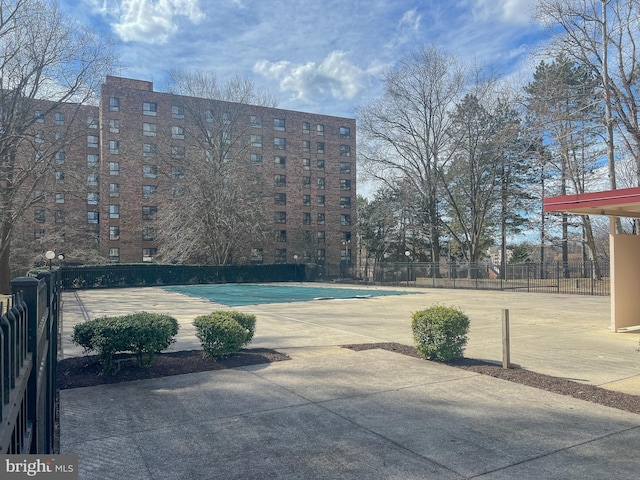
[{"x1": 0, "y1": 271, "x2": 59, "y2": 454}]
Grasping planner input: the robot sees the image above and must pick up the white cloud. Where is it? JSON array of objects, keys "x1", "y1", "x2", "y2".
[
  {"x1": 472, "y1": 0, "x2": 536, "y2": 25},
  {"x1": 399, "y1": 8, "x2": 421, "y2": 31},
  {"x1": 254, "y1": 51, "x2": 371, "y2": 103},
  {"x1": 94, "y1": 0, "x2": 205, "y2": 44}
]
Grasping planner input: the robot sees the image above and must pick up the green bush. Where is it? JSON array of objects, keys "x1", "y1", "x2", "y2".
[
  {"x1": 193, "y1": 311, "x2": 256, "y2": 358},
  {"x1": 71, "y1": 312, "x2": 179, "y2": 373},
  {"x1": 411, "y1": 306, "x2": 470, "y2": 361}
]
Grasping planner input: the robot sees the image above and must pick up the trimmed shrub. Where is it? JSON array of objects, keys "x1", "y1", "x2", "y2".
[
  {"x1": 193, "y1": 311, "x2": 256, "y2": 358},
  {"x1": 411, "y1": 306, "x2": 470, "y2": 361},
  {"x1": 71, "y1": 312, "x2": 179, "y2": 373}
]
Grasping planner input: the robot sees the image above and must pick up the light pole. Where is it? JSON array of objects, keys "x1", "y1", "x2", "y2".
[
  {"x1": 293, "y1": 254, "x2": 299, "y2": 282},
  {"x1": 405, "y1": 250, "x2": 411, "y2": 286},
  {"x1": 45, "y1": 250, "x2": 55, "y2": 270}
]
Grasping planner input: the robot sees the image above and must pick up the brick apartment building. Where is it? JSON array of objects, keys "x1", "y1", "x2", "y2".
[{"x1": 18, "y1": 76, "x2": 356, "y2": 276}]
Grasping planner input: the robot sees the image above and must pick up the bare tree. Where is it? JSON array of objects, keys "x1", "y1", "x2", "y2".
[
  {"x1": 157, "y1": 71, "x2": 276, "y2": 264},
  {"x1": 0, "y1": 0, "x2": 115, "y2": 292},
  {"x1": 357, "y1": 45, "x2": 467, "y2": 264}
]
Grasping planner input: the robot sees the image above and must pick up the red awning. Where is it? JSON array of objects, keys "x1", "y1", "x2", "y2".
[{"x1": 543, "y1": 186, "x2": 640, "y2": 218}]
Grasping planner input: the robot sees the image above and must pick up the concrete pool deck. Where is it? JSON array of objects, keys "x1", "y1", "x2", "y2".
[{"x1": 59, "y1": 284, "x2": 640, "y2": 479}]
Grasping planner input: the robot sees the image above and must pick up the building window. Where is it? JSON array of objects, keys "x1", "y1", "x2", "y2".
[
  {"x1": 274, "y1": 193, "x2": 286, "y2": 205},
  {"x1": 55, "y1": 171, "x2": 64, "y2": 184},
  {"x1": 341, "y1": 214, "x2": 352, "y2": 226},
  {"x1": 142, "y1": 143, "x2": 156, "y2": 157},
  {"x1": 171, "y1": 145, "x2": 185, "y2": 159},
  {"x1": 109, "y1": 140, "x2": 119, "y2": 154},
  {"x1": 317, "y1": 249, "x2": 325, "y2": 263},
  {"x1": 143, "y1": 102, "x2": 157, "y2": 116},
  {"x1": 317, "y1": 195, "x2": 325, "y2": 207},
  {"x1": 340, "y1": 144, "x2": 351, "y2": 156},
  {"x1": 109, "y1": 183, "x2": 120, "y2": 197},
  {"x1": 109, "y1": 97, "x2": 120, "y2": 112},
  {"x1": 109, "y1": 204, "x2": 120, "y2": 219},
  {"x1": 274, "y1": 137, "x2": 286, "y2": 150},
  {"x1": 55, "y1": 111, "x2": 64, "y2": 125},
  {"x1": 109, "y1": 226, "x2": 120, "y2": 240},
  {"x1": 302, "y1": 122, "x2": 310, "y2": 135},
  {"x1": 142, "y1": 248, "x2": 157, "y2": 262},
  {"x1": 34, "y1": 110, "x2": 44, "y2": 123},
  {"x1": 317, "y1": 177, "x2": 325, "y2": 190},
  {"x1": 171, "y1": 186, "x2": 184, "y2": 198},
  {"x1": 142, "y1": 185, "x2": 157, "y2": 199},
  {"x1": 303, "y1": 194, "x2": 311, "y2": 206},
  {"x1": 87, "y1": 135, "x2": 98, "y2": 148},
  {"x1": 303, "y1": 212, "x2": 311, "y2": 225},
  {"x1": 316, "y1": 142, "x2": 325, "y2": 154},
  {"x1": 303, "y1": 231, "x2": 313, "y2": 243},
  {"x1": 302, "y1": 140, "x2": 310, "y2": 152},
  {"x1": 340, "y1": 179, "x2": 351, "y2": 190},
  {"x1": 317, "y1": 159, "x2": 325, "y2": 170},
  {"x1": 172, "y1": 125, "x2": 185, "y2": 139},
  {"x1": 251, "y1": 115, "x2": 262, "y2": 128},
  {"x1": 275, "y1": 230, "x2": 287, "y2": 242},
  {"x1": 87, "y1": 116, "x2": 98, "y2": 129},
  {"x1": 87, "y1": 211, "x2": 99, "y2": 224},
  {"x1": 109, "y1": 248, "x2": 120, "y2": 261},
  {"x1": 205, "y1": 110, "x2": 213, "y2": 123},
  {"x1": 317, "y1": 231, "x2": 326, "y2": 243},
  {"x1": 34, "y1": 191, "x2": 45, "y2": 202},
  {"x1": 275, "y1": 249, "x2": 287, "y2": 264},
  {"x1": 109, "y1": 162, "x2": 120, "y2": 176},
  {"x1": 274, "y1": 118, "x2": 286, "y2": 131},
  {"x1": 303, "y1": 158, "x2": 311, "y2": 170},
  {"x1": 340, "y1": 126, "x2": 351, "y2": 138},
  {"x1": 34, "y1": 151, "x2": 43, "y2": 163},
  {"x1": 275, "y1": 211, "x2": 287, "y2": 224},
  {"x1": 34, "y1": 229, "x2": 46, "y2": 240},
  {"x1": 87, "y1": 192, "x2": 99, "y2": 205},
  {"x1": 274, "y1": 174, "x2": 286, "y2": 187},
  {"x1": 109, "y1": 118, "x2": 120, "y2": 133},
  {"x1": 274, "y1": 155, "x2": 286, "y2": 168},
  {"x1": 251, "y1": 248, "x2": 264, "y2": 264},
  {"x1": 340, "y1": 162, "x2": 352, "y2": 174},
  {"x1": 171, "y1": 166, "x2": 185, "y2": 179},
  {"x1": 142, "y1": 206, "x2": 157, "y2": 220},
  {"x1": 340, "y1": 196, "x2": 351, "y2": 208},
  {"x1": 302, "y1": 176, "x2": 310, "y2": 189},
  {"x1": 55, "y1": 151, "x2": 65, "y2": 165},
  {"x1": 251, "y1": 135, "x2": 263, "y2": 147},
  {"x1": 172, "y1": 105, "x2": 184, "y2": 119},
  {"x1": 34, "y1": 130, "x2": 44, "y2": 143},
  {"x1": 142, "y1": 226, "x2": 157, "y2": 241},
  {"x1": 87, "y1": 173, "x2": 98, "y2": 186},
  {"x1": 341, "y1": 231, "x2": 352, "y2": 243},
  {"x1": 143, "y1": 122, "x2": 157, "y2": 136},
  {"x1": 316, "y1": 124, "x2": 324, "y2": 136},
  {"x1": 250, "y1": 153, "x2": 263, "y2": 164},
  {"x1": 87, "y1": 154, "x2": 99, "y2": 167},
  {"x1": 34, "y1": 209, "x2": 45, "y2": 223},
  {"x1": 317, "y1": 213, "x2": 325, "y2": 225},
  {"x1": 55, "y1": 193, "x2": 65, "y2": 204},
  {"x1": 143, "y1": 165, "x2": 157, "y2": 178}
]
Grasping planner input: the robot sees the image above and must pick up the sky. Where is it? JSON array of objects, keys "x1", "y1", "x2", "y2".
[{"x1": 60, "y1": 0, "x2": 548, "y2": 119}]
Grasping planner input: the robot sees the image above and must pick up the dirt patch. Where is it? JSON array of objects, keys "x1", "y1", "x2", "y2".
[
  {"x1": 343, "y1": 342, "x2": 640, "y2": 415},
  {"x1": 57, "y1": 348, "x2": 290, "y2": 390}
]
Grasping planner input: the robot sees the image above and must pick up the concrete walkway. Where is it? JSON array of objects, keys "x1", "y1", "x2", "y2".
[{"x1": 59, "y1": 285, "x2": 640, "y2": 479}]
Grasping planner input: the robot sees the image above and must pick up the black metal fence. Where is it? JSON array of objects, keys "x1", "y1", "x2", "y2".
[
  {"x1": 357, "y1": 261, "x2": 610, "y2": 296},
  {"x1": 60, "y1": 263, "x2": 309, "y2": 290},
  {"x1": 0, "y1": 271, "x2": 59, "y2": 454}
]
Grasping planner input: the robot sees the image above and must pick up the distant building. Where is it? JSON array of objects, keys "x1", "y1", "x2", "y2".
[{"x1": 18, "y1": 75, "x2": 356, "y2": 276}]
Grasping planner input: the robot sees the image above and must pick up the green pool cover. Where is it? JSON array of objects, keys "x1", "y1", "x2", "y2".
[{"x1": 162, "y1": 284, "x2": 418, "y2": 306}]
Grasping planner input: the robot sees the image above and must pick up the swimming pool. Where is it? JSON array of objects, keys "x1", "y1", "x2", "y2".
[{"x1": 161, "y1": 283, "x2": 418, "y2": 306}]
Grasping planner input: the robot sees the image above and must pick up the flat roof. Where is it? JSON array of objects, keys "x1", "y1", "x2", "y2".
[{"x1": 544, "y1": 186, "x2": 640, "y2": 217}]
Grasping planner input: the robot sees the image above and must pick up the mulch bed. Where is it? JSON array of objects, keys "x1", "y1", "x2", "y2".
[
  {"x1": 57, "y1": 348, "x2": 290, "y2": 390},
  {"x1": 343, "y1": 342, "x2": 640, "y2": 415}
]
